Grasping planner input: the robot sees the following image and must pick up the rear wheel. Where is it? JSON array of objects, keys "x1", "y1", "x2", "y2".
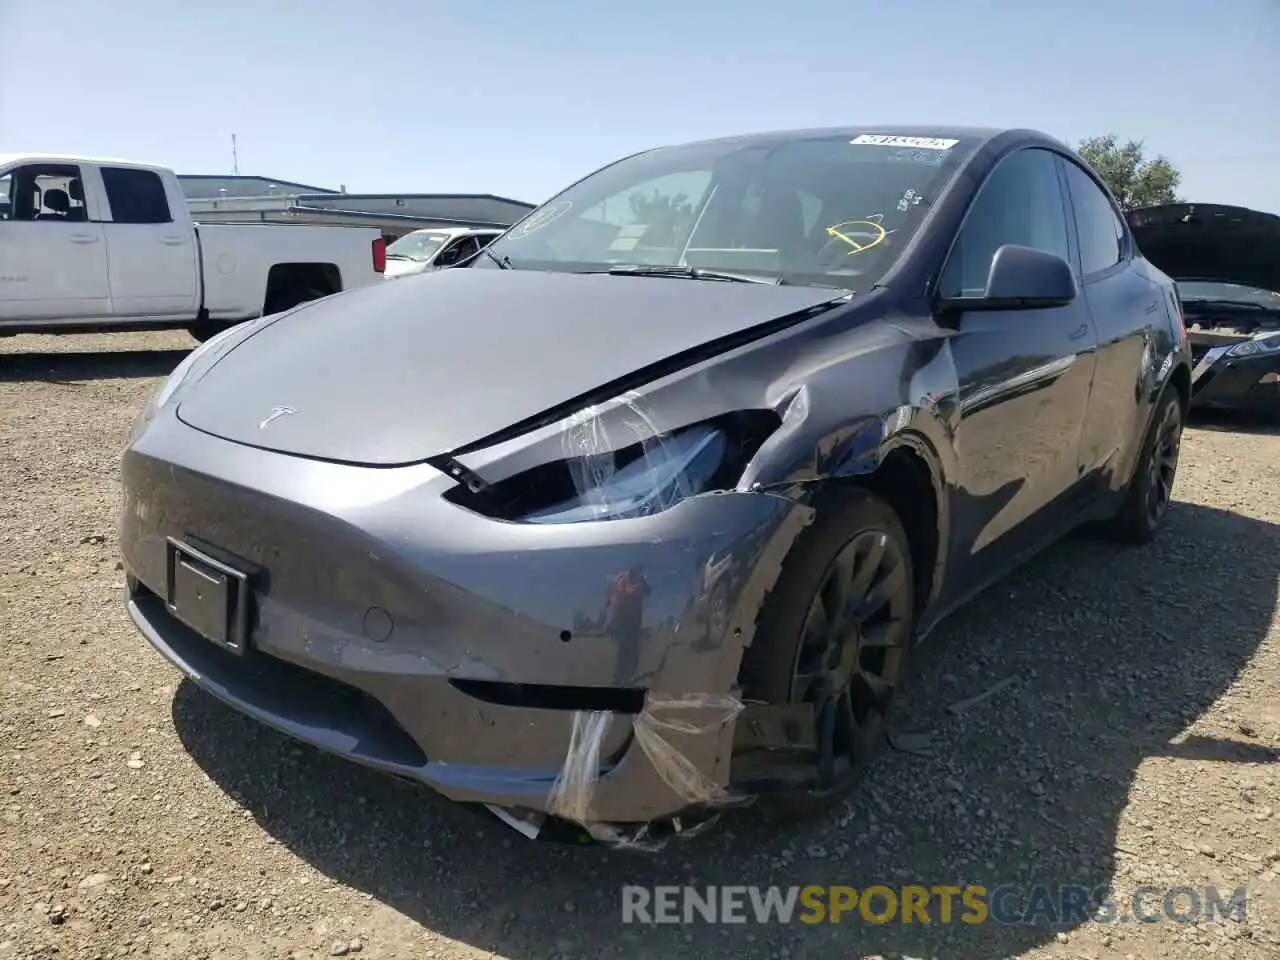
[
  {"x1": 1102, "y1": 388, "x2": 1184, "y2": 542},
  {"x1": 263, "y1": 285, "x2": 327, "y2": 317},
  {"x1": 187, "y1": 319, "x2": 237, "y2": 343},
  {"x1": 737, "y1": 488, "x2": 914, "y2": 818},
  {"x1": 188, "y1": 283, "x2": 330, "y2": 343}
]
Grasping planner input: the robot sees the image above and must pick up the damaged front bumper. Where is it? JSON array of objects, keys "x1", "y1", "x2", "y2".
[
  {"x1": 1189, "y1": 333, "x2": 1280, "y2": 413},
  {"x1": 120, "y1": 411, "x2": 815, "y2": 848}
]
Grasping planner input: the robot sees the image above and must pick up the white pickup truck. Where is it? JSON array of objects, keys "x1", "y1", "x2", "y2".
[{"x1": 0, "y1": 154, "x2": 386, "y2": 341}]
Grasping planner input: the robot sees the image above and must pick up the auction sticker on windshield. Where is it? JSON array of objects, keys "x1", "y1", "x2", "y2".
[{"x1": 851, "y1": 134, "x2": 959, "y2": 150}]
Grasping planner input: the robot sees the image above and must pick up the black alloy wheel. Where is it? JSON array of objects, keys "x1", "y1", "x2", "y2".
[
  {"x1": 789, "y1": 528, "x2": 912, "y2": 794},
  {"x1": 1103, "y1": 386, "x2": 1185, "y2": 543},
  {"x1": 1144, "y1": 398, "x2": 1183, "y2": 530},
  {"x1": 735, "y1": 488, "x2": 915, "y2": 816}
]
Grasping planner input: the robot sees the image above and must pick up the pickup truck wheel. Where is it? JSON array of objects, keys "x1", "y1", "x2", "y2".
[
  {"x1": 264, "y1": 286, "x2": 327, "y2": 317},
  {"x1": 736, "y1": 488, "x2": 914, "y2": 820},
  {"x1": 188, "y1": 320, "x2": 237, "y2": 343}
]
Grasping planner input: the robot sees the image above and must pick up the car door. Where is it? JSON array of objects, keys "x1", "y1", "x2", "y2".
[
  {"x1": 1058, "y1": 157, "x2": 1161, "y2": 485},
  {"x1": 938, "y1": 147, "x2": 1099, "y2": 600},
  {"x1": 96, "y1": 165, "x2": 199, "y2": 318},
  {"x1": 0, "y1": 163, "x2": 111, "y2": 321}
]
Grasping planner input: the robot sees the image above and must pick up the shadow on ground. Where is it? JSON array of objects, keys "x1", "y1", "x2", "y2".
[
  {"x1": 171, "y1": 501, "x2": 1277, "y2": 959},
  {"x1": 0, "y1": 348, "x2": 190, "y2": 384},
  {"x1": 1189, "y1": 408, "x2": 1280, "y2": 436}
]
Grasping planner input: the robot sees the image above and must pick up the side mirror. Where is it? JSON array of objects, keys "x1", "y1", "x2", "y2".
[{"x1": 940, "y1": 244, "x2": 1079, "y2": 312}]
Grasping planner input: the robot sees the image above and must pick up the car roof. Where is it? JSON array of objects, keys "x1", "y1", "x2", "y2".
[
  {"x1": 0, "y1": 152, "x2": 167, "y2": 171},
  {"x1": 405, "y1": 226, "x2": 504, "y2": 237}
]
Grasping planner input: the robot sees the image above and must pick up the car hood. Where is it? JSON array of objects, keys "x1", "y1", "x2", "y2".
[
  {"x1": 383, "y1": 258, "x2": 434, "y2": 279},
  {"x1": 1128, "y1": 203, "x2": 1280, "y2": 294},
  {"x1": 176, "y1": 267, "x2": 844, "y2": 466}
]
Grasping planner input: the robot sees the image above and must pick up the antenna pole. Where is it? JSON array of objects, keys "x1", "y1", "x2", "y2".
[{"x1": 231, "y1": 134, "x2": 239, "y2": 175}]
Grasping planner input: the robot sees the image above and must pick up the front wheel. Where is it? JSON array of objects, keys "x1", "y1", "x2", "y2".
[
  {"x1": 736, "y1": 488, "x2": 915, "y2": 819},
  {"x1": 1102, "y1": 388, "x2": 1184, "y2": 543}
]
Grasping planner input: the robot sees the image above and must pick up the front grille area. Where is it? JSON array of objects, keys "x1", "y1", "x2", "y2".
[{"x1": 132, "y1": 582, "x2": 429, "y2": 769}]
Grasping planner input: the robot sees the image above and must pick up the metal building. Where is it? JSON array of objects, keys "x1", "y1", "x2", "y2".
[{"x1": 178, "y1": 174, "x2": 536, "y2": 240}]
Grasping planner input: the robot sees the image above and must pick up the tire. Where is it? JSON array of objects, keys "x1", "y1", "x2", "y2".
[
  {"x1": 264, "y1": 286, "x2": 327, "y2": 317},
  {"x1": 1101, "y1": 387, "x2": 1184, "y2": 543},
  {"x1": 737, "y1": 486, "x2": 915, "y2": 819},
  {"x1": 187, "y1": 319, "x2": 237, "y2": 343}
]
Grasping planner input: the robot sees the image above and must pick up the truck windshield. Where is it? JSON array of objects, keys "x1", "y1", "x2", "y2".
[
  {"x1": 483, "y1": 133, "x2": 973, "y2": 288},
  {"x1": 387, "y1": 231, "x2": 452, "y2": 262}
]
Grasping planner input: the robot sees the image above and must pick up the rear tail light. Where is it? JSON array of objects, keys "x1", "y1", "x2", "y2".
[{"x1": 372, "y1": 237, "x2": 387, "y2": 274}]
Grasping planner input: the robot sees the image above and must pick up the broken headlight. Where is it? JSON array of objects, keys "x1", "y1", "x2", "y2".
[
  {"x1": 445, "y1": 411, "x2": 781, "y2": 525},
  {"x1": 522, "y1": 423, "x2": 728, "y2": 524}
]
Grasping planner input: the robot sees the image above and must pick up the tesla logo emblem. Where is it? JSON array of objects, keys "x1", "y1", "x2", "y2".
[{"x1": 259, "y1": 405, "x2": 298, "y2": 429}]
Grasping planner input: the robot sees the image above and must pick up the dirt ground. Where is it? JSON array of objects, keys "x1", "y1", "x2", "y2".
[{"x1": 2, "y1": 330, "x2": 1278, "y2": 960}]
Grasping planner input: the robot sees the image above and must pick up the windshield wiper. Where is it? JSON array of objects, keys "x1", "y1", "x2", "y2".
[
  {"x1": 605, "y1": 264, "x2": 782, "y2": 285},
  {"x1": 385, "y1": 253, "x2": 412, "y2": 261},
  {"x1": 482, "y1": 248, "x2": 512, "y2": 270}
]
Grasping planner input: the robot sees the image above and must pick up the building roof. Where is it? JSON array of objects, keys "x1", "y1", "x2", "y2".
[{"x1": 177, "y1": 174, "x2": 341, "y2": 199}]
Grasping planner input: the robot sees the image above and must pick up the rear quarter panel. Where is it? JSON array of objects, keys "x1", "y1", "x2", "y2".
[{"x1": 195, "y1": 223, "x2": 383, "y2": 321}]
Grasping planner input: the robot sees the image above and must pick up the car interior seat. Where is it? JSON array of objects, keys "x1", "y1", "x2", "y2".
[{"x1": 38, "y1": 188, "x2": 71, "y2": 220}]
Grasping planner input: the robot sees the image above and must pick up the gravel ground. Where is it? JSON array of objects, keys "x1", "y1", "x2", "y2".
[{"x1": 2, "y1": 330, "x2": 1278, "y2": 960}]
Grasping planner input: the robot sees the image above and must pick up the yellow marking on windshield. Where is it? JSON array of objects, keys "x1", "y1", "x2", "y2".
[{"x1": 824, "y1": 218, "x2": 888, "y2": 256}]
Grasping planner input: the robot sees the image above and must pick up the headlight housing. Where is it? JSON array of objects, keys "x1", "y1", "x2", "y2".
[
  {"x1": 1227, "y1": 330, "x2": 1280, "y2": 359},
  {"x1": 445, "y1": 411, "x2": 780, "y2": 525},
  {"x1": 524, "y1": 424, "x2": 727, "y2": 524}
]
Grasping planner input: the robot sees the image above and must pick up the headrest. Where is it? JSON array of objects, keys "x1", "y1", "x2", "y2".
[{"x1": 43, "y1": 189, "x2": 71, "y2": 214}]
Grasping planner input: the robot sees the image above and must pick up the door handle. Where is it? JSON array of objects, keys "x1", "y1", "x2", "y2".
[
  {"x1": 160, "y1": 237, "x2": 185, "y2": 246},
  {"x1": 69, "y1": 234, "x2": 100, "y2": 244},
  {"x1": 1069, "y1": 323, "x2": 1088, "y2": 341}
]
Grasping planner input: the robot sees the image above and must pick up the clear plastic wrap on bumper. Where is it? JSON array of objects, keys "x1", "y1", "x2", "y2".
[{"x1": 547, "y1": 693, "x2": 747, "y2": 851}]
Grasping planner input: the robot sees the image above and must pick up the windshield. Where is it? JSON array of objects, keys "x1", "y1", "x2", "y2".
[
  {"x1": 1177, "y1": 280, "x2": 1280, "y2": 308},
  {"x1": 387, "y1": 230, "x2": 452, "y2": 262},
  {"x1": 483, "y1": 133, "x2": 973, "y2": 288}
]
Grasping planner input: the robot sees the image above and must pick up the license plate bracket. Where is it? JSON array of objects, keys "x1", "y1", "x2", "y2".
[{"x1": 165, "y1": 538, "x2": 251, "y2": 655}]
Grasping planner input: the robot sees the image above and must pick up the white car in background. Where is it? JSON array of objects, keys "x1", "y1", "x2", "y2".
[{"x1": 383, "y1": 226, "x2": 504, "y2": 278}]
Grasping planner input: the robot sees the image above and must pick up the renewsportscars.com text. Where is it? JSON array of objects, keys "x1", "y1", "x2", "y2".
[{"x1": 620, "y1": 884, "x2": 1248, "y2": 926}]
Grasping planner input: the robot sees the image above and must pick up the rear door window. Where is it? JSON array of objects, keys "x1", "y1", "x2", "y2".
[
  {"x1": 100, "y1": 167, "x2": 173, "y2": 224},
  {"x1": 1061, "y1": 161, "x2": 1126, "y2": 277}
]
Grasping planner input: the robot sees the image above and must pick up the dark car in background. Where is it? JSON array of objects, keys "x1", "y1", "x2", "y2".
[
  {"x1": 1129, "y1": 203, "x2": 1280, "y2": 415},
  {"x1": 120, "y1": 126, "x2": 1192, "y2": 848}
]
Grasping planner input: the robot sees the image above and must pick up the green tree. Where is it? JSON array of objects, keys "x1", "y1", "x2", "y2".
[
  {"x1": 628, "y1": 190, "x2": 695, "y2": 246},
  {"x1": 1076, "y1": 135, "x2": 1182, "y2": 211}
]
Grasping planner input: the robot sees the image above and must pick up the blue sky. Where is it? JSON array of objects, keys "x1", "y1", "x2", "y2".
[{"x1": 2, "y1": 0, "x2": 1277, "y2": 211}]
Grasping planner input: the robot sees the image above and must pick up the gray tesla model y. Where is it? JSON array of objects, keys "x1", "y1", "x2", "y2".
[{"x1": 121, "y1": 126, "x2": 1191, "y2": 848}]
